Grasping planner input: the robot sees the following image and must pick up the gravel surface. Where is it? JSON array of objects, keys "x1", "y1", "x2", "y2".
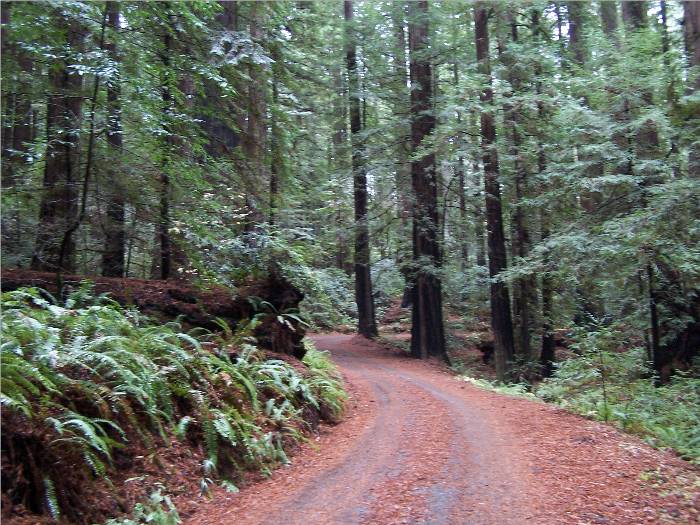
[{"x1": 184, "y1": 334, "x2": 700, "y2": 525}]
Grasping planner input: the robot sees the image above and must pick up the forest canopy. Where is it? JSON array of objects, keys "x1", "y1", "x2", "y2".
[{"x1": 1, "y1": 0, "x2": 699, "y2": 382}]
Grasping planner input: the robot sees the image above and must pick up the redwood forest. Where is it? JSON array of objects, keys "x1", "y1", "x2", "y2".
[{"x1": 1, "y1": 1, "x2": 700, "y2": 524}]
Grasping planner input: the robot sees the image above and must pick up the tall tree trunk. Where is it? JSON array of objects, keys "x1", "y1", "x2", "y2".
[
  {"x1": 531, "y1": 8, "x2": 556, "y2": 376},
  {"x1": 55, "y1": 7, "x2": 109, "y2": 291},
  {"x1": 201, "y1": 1, "x2": 240, "y2": 159},
  {"x1": 453, "y1": 64, "x2": 469, "y2": 270},
  {"x1": 157, "y1": 8, "x2": 175, "y2": 280},
  {"x1": 31, "y1": 14, "x2": 84, "y2": 272},
  {"x1": 503, "y1": 16, "x2": 535, "y2": 360},
  {"x1": 567, "y1": 2, "x2": 588, "y2": 66},
  {"x1": 345, "y1": 0, "x2": 378, "y2": 338},
  {"x1": 102, "y1": 1, "x2": 126, "y2": 277},
  {"x1": 470, "y1": 106, "x2": 487, "y2": 268},
  {"x1": 473, "y1": 162, "x2": 487, "y2": 268},
  {"x1": 242, "y1": 2, "x2": 268, "y2": 229},
  {"x1": 622, "y1": 1, "x2": 647, "y2": 30},
  {"x1": 474, "y1": 3, "x2": 515, "y2": 380},
  {"x1": 600, "y1": 1, "x2": 619, "y2": 44},
  {"x1": 392, "y1": 4, "x2": 414, "y2": 308},
  {"x1": 408, "y1": 0, "x2": 447, "y2": 361},
  {"x1": 1, "y1": 3, "x2": 35, "y2": 189},
  {"x1": 684, "y1": 1, "x2": 700, "y2": 176},
  {"x1": 332, "y1": 67, "x2": 351, "y2": 273},
  {"x1": 269, "y1": 44, "x2": 283, "y2": 226},
  {"x1": 685, "y1": 1, "x2": 700, "y2": 88}
]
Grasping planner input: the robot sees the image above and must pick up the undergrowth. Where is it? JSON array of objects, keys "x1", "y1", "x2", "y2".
[
  {"x1": 535, "y1": 346, "x2": 700, "y2": 465},
  {"x1": 458, "y1": 325, "x2": 700, "y2": 465},
  {"x1": 1, "y1": 284, "x2": 346, "y2": 524}
]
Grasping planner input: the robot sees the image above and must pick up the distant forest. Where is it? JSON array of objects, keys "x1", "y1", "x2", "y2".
[{"x1": 2, "y1": 1, "x2": 699, "y2": 382}]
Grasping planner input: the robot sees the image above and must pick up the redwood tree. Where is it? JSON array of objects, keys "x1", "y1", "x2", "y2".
[
  {"x1": 102, "y1": 0, "x2": 125, "y2": 277},
  {"x1": 408, "y1": 0, "x2": 446, "y2": 361},
  {"x1": 345, "y1": 0, "x2": 377, "y2": 338},
  {"x1": 31, "y1": 13, "x2": 84, "y2": 272},
  {"x1": 474, "y1": 3, "x2": 514, "y2": 379}
]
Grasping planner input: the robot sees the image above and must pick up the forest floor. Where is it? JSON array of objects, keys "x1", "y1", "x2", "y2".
[{"x1": 184, "y1": 333, "x2": 700, "y2": 525}]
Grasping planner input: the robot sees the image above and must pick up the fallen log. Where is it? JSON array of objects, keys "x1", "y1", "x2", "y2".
[{"x1": 1, "y1": 269, "x2": 307, "y2": 358}]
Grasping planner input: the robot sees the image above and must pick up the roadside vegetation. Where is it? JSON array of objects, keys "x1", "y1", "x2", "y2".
[
  {"x1": 1, "y1": 284, "x2": 346, "y2": 524},
  {"x1": 454, "y1": 321, "x2": 700, "y2": 465}
]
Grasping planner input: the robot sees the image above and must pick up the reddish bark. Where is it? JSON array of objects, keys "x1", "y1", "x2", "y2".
[
  {"x1": 31, "y1": 15, "x2": 84, "y2": 273},
  {"x1": 345, "y1": 0, "x2": 378, "y2": 339},
  {"x1": 474, "y1": 3, "x2": 515, "y2": 379},
  {"x1": 408, "y1": 0, "x2": 446, "y2": 361}
]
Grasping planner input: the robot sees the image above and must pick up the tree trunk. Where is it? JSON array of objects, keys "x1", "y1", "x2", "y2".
[
  {"x1": 474, "y1": 3, "x2": 515, "y2": 380},
  {"x1": 269, "y1": 44, "x2": 283, "y2": 226},
  {"x1": 1, "y1": 3, "x2": 35, "y2": 189},
  {"x1": 600, "y1": 1, "x2": 619, "y2": 44},
  {"x1": 102, "y1": 1, "x2": 126, "y2": 277},
  {"x1": 453, "y1": 64, "x2": 469, "y2": 270},
  {"x1": 622, "y1": 1, "x2": 647, "y2": 30},
  {"x1": 332, "y1": 67, "x2": 351, "y2": 273},
  {"x1": 345, "y1": 0, "x2": 378, "y2": 338},
  {"x1": 408, "y1": 0, "x2": 447, "y2": 361},
  {"x1": 684, "y1": 0, "x2": 700, "y2": 176},
  {"x1": 31, "y1": 14, "x2": 84, "y2": 272},
  {"x1": 242, "y1": 1, "x2": 268, "y2": 228},
  {"x1": 157, "y1": 8, "x2": 175, "y2": 280},
  {"x1": 473, "y1": 167, "x2": 487, "y2": 268},
  {"x1": 501, "y1": 15, "x2": 536, "y2": 360},
  {"x1": 567, "y1": 2, "x2": 588, "y2": 66},
  {"x1": 685, "y1": 1, "x2": 700, "y2": 87},
  {"x1": 529, "y1": 8, "x2": 556, "y2": 377},
  {"x1": 393, "y1": 4, "x2": 414, "y2": 307},
  {"x1": 469, "y1": 111, "x2": 486, "y2": 268}
]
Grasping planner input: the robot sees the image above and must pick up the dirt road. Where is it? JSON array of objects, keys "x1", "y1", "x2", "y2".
[{"x1": 185, "y1": 335, "x2": 699, "y2": 525}]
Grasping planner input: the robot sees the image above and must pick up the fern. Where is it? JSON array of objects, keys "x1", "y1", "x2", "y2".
[
  {"x1": 43, "y1": 477, "x2": 60, "y2": 519},
  {"x1": 1, "y1": 285, "x2": 348, "y2": 521}
]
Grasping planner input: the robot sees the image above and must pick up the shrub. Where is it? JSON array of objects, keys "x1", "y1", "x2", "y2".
[{"x1": 535, "y1": 324, "x2": 700, "y2": 463}]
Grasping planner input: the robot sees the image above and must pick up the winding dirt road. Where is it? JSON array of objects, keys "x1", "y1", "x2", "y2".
[{"x1": 185, "y1": 334, "x2": 699, "y2": 525}]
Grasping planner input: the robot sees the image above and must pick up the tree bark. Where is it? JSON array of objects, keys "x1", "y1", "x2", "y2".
[
  {"x1": 345, "y1": 0, "x2": 378, "y2": 338},
  {"x1": 503, "y1": 15, "x2": 536, "y2": 360},
  {"x1": 1, "y1": 3, "x2": 35, "y2": 189},
  {"x1": 55, "y1": 7, "x2": 109, "y2": 292},
  {"x1": 332, "y1": 67, "x2": 351, "y2": 273},
  {"x1": 469, "y1": 106, "x2": 487, "y2": 268},
  {"x1": 684, "y1": 0, "x2": 700, "y2": 176},
  {"x1": 474, "y1": 3, "x2": 515, "y2": 380},
  {"x1": 567, "y1": 2, "x2": 588, "y2": 66},
  {"x1": 408, "y1": 0, "x2": 447, "y2": 361},
  {"x1": 102, "y1": 1, "x2": 126, "y2": 277},
  {"x1": 600, "y1": 1, "x2": 619, "y2": 43},
  {"x1": 685, "y1": 1, "x2": 700, "y2": 87},
  {"x1": 622, "y1": 1, "x2": 647, "y2": 30},
  {"x1": 529, "y1": 9, "x2": 557, "y2": 377},
  {"x1": 242, "y1": 1, "x2": 268, "y2": 229},
  {"x1": 269, "y1": 44, "x2": 282, "y2": 226},
  {"x1": 157, "y1": 7, "x2": 176, "y2": 280},
  {"x1": 31, "y1": 14, "x2": 84, "y2": 272},
  {"x1": 392, "y1": 4, "x2": 414, "y2": 306},
  {"x1": 453, "y1": 64, "x2": 469, "y2": 270}
]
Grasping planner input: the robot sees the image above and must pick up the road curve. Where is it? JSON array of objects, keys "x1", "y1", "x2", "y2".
[{"x1": 184, "y1": 334, "x2": 698, "y2": 525}]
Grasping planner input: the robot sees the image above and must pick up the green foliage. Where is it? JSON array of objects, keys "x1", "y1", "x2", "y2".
[
  {"x1": 1, "y1": 285, "x2": 347, "y2": 521},
  {"x1": 536, "y1": 325, "x2": 700, "y2": 464},
  {"x1": 459, "y1": 375, "x2": 537, "y2": 399},
  {"x1": 302, "y1": 340, "x2": 348, "y2": 423},
  {"x1": 104, "y1": 489, "x2": 180, "y2": 525}
]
